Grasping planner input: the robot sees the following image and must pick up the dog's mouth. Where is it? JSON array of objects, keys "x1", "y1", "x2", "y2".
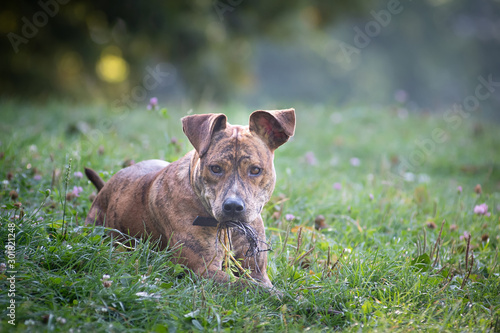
[{"x1": 215, "y1": 220, "x2": 270, "y2": 257}]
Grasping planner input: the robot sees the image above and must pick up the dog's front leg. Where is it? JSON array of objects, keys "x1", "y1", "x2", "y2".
[
  {"x1": 176, "y1": 242, "x2": 265, "y2": 290},
  {"x1": 174, "y1": 244, "x2": 241, "y2": 284}
]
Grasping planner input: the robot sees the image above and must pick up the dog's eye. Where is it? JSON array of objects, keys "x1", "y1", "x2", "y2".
[
  {"x1": 249, "y1": 166, "x2": 262, "y2": 176},
  {"x1": 210, "y1": 165, "x2": 223, "y2": 175}
]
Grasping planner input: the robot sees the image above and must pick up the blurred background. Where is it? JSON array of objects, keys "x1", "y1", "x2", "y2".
[{"x1": 1, "y1": 0, "x2": 500, "y2": 116}]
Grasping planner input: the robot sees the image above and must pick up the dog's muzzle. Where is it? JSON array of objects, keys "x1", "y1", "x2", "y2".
[{"x1": 222, "y1": 197, "x2": 246, "y2": 220}]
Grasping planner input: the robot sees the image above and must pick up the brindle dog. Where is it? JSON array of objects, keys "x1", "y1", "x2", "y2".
[{"x1": 85, "y1": 109, "x2": 295, "y2": 289}]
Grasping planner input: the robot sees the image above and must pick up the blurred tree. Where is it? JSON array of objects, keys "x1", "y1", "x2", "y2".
[
  {"x1": 0, "y1": 0, "x2": 368, "y2": 103},
  {"x1": 1, "y1": 0, "x2": 499, "y2": 114}
]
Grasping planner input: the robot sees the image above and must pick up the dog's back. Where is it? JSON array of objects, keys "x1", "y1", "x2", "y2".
[{"x1": 85, "y1": 160, "x2": 169, "y2": 230}]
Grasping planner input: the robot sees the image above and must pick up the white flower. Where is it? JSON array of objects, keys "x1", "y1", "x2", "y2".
[
  {"x1": 304, "y1": 152, "x2": 318, "y2": 166},
  {"x1": 100, "y1": 274, "x2": 112, "y2": 288},
  {"x1": 350, "y1": 157, "x2": 360, "y2": 167},
  {"x1": 403, "y1": 172, "x2": 415, "y2": 182}
]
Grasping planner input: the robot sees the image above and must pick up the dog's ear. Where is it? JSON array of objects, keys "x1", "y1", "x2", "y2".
[
  {"x1": 182, "y1": 113, "x2": 227, "y2": 157},
  {"x1": 249, "y1": 108, "x2": 296, "y2": 151}
]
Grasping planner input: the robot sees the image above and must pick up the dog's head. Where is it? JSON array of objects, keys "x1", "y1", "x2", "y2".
[{"x1": 182, "y1": 109, "x2": 295, "y2": 224}]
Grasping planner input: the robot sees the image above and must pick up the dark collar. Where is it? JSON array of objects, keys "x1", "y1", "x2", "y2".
[{"x1": 192, "y1": 216, "x2": 219, "y2": 227}]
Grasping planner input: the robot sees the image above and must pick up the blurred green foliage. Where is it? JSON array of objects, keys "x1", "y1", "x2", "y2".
[
  {"x1": 0, "y1": 1, "x2": 367, "y2": 101},
  {"x1": 1, "y1": 0, "x2": 499, "y2": 112}
]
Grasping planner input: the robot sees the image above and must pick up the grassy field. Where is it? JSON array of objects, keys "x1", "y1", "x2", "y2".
[{"x1": 1, "y1": 100, "x2": 499, "y2": 332}]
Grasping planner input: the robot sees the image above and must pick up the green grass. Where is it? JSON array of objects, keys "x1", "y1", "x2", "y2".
[{"x1": 1, "y1": 100, "x2": 499, "y2": 332}]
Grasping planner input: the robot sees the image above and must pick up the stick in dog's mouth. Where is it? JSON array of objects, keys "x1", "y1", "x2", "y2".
[{"x1": 216, "y1": 221, "x2": 271, "y2": 257}]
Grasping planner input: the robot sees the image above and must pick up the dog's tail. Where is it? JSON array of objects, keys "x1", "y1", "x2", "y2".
[{"x1": 84, "y1": 167, "x2": 105, "y2": 192}]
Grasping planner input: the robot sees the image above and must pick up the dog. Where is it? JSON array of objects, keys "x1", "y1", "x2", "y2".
[{"x1": 84, "y1": 108, "x2": 295, "y2": 289}]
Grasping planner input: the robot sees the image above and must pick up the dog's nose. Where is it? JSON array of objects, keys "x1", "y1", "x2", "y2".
[{"x1": 222, "y1": 197, "x2": 245, "y2": 216}]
